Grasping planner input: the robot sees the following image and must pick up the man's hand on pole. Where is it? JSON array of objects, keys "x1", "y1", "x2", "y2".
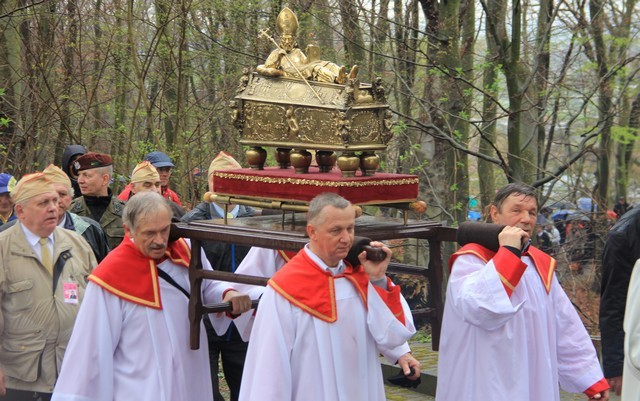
[
  {"x1": 588, "y1": 388, "x2": 609, "y2": 401},
  {"x1": 358, "y1": 241, "x2": 391, "y2": 281},
  {"x1": 222, "y1": 291, "x2": 252, "y2": 315},
  {"x1": 397, "y1": 353, "x2": 421, "y2": 380}
]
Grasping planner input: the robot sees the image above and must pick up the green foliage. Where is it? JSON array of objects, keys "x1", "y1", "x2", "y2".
[
  {"x1": 132, "y1": 141, "x2": 159, "y2": 159},
  {"x1": 412, "y1": 331, "x2": 432, "y2": 343},
  {"x1": 606, "y1": 33, "x2": 631, "y2": 48},
  {"x1": 408, "y1": 159, "x2": 429, "y2": 174},
  {"x1": 0, "y1": 89, "x2": 10, "y2": 129},
  {"x1": 392, "y1": 120, "x2": 408, "y2": 136},
  {"x1": 611, "y1": 125, "x2": 639, "y2": 145},
  {"x1": 428, "y1": 67, "x2": 446, "y2": 77}
]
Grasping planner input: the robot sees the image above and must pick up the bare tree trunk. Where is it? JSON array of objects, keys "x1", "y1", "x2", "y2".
[
  {"x1": 55, "y1": 0, "x2": 78, "y2": 163},
  {"x1": 113, "y1": 0, "x2": 131, "y2": 160},
  {"x1": 370, "y1": 0, "x2": 390, "y2": 80},
  {"x1": 590, "y1": 0, "x2": 613, "y2": 211},
  {"x1": 310, "y1": 0, "x2": 336, "y2": 64},
  {"x1": 0, "y1": 0, "x2": 25, "y2": 170},
  {"x1": 338, "y1": 0, "x2": 365, "y2": 67},
  {"x1": 534, "y1": 0, "x2": 552, "y2": 184},
  {"x1": 616, "y1": 91, "x2": 640, "y2": 199},
  {"x1": 454, "y1": 0, "x2": 474, "y2": 223},
  {"x1": 155, "y1": 0, "x2": 177, "y2": 148},
  {"x1": 86, "y1": 0, "x2": 104, "y2": 146},
  {"x1": 172, "y1": 0, "x2": 190, "y2": 197},
  {"x1": 612, "y1": 0, "x2": 637, "y2": 200},
  {"x1": 484, "y1": 0, "x2": 539, "y2": 182},
  {"x1": 478, "y1": 25, "x2": 499, "y2": 211},
  {"x1": 418, "y1": 0, "x2": 471, "y2": 223},
  {"x1": 386, "y1": 0, "x2": 418, "y2": 176}
]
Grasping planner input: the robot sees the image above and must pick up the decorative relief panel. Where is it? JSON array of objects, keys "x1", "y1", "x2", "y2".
[
  {"x1": 350, "y1": 111, "x2": 381, "y2": 144},
  {"x1": 243, "y1": 103, "x2": 287, "y2": 141},
  {"x1": 236, "y1": 73, "x2": 390, "y2": 151}
]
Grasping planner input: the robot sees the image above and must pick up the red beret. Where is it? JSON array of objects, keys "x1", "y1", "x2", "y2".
[{"x1": 74, "y1": 152, "x2": 113, "y2": 172}]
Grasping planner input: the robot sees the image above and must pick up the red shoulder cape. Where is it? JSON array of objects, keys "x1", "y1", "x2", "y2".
[
  {"x1": 269, "y1": 250, "x2": 405, "y2": 324},
  {"x1": 89, "y1": 235, "x2": 191, "y2": 309},
  {"x1": 449, "y1": 243, "x2": 556, "y2": 294}
]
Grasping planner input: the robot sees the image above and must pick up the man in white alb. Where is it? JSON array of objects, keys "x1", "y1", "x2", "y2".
[
  {"x1": 239, "y1": 192, "x2": 420, "y2": 401},
  {"x1": 52, "y1": 192, "x2": 252, "y2": 401}
]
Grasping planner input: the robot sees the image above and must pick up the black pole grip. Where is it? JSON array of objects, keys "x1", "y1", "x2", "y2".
[
  {"x1": 203, "y1": 299, "x2": 261, "y2": 314},
  {"x1": 345, "y1": 236, "x2": 387, "y2": 266},
  {"x1": 456, "y1": 222, "x2": 506, "y2": 252}
]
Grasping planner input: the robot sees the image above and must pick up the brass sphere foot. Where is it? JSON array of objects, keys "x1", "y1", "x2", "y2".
[
  {"x1": 359, "y1": 151, "x2": 380, "y2": 176},
  {"x1": 246, "y1": 147, "x2": 267, "y2": 170},
  {"x1": 290, "y1": 149, "x2": 312, "y2": 174},
  {"x1": 337, "y1": 152, "x2": 359, "y2": 178},
  {"x1": 316, "y1": 151, "x2": 337, "y2": 173},
  {"x1": 275, "y1": 148, "x2": 292, "y2": 169}
]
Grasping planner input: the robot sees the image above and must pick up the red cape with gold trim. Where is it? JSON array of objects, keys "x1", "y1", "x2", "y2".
[
  {"x1": 89, "y1": 235, "x2": 191, "y2": 309},
  {"x1": 449, "y1": 243, "x2": 556, "y2": 293},
  {"x1": 277, "y1": 249, "x2": 297, "y2": 263},
  {"x1": 269, "y1": 250, "x2": 406, "y2": 324}
]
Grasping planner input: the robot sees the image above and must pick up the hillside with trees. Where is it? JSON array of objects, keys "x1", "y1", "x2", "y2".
[{"x1": 1, "y1": 0, "x2": 639, "y2": 217}]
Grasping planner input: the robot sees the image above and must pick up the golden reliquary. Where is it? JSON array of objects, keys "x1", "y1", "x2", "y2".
[{"x1": 230, "y1": 7, "x2": 394, "y2": 178}]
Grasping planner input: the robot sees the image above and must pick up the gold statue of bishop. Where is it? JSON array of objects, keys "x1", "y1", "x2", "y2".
[{"x1": 257, "y1": 7, "x2": 358, "y2": 85}]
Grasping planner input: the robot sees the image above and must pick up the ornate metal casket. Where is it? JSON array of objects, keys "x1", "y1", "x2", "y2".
[{"x1": 231, "y1": 70, "x2": 394, "y2": 177}]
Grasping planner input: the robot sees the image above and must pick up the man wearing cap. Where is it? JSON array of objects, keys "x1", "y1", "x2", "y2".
[
  {"x1": 45, "y1": 165, "x2": 110, "y2": 262},
  {"x1": 181, "y1": 151, "x2": 256, "y2": 401},
  {"x1": 70, "y1": 152, "x2": 126, "y2": 250},
  {"x1": 0, "y1": 166, "x2": 110, "y2": 262},
  {"x1": 118, "y1": 151, "x2": 182, "y2": 206},
  {"x1": 121, "y1": 161, "x2": 185, "y2": 219},
  {"x1": 0, "y1": 173, "x2": 17, "y2": 225},
  {"x1": 120, "y1": 161, "x2": 162, "y2": 200},
  {"x1": 0, "y1": 173, "x2": 96, "y2": 400}
]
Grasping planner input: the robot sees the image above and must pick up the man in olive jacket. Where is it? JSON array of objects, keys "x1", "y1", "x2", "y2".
[
  {"x1": 0, "y1": 173, "x2": 96, "y2": 400},
  {"x1": 69, "y1": 152, "x2": 125, "y2": 250}
]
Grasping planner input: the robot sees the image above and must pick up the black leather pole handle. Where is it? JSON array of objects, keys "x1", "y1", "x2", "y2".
[
  {"x1": 456, "y1": 222, "x2": 506, "y2": 252},
  {"x1": 345, "y1": 236, "x2": 387, "y2": 266}
]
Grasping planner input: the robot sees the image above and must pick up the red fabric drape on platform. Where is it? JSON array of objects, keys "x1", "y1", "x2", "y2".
[{"x1": 212, "y1": 167, "x2": 419, "y2": 204}]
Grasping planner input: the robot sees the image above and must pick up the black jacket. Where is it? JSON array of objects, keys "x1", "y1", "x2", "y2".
[
  {"x1": 61, "y1": 145, "x2": 87, "y2": 199},
  {"x1": 600, "y1": 204, "x2": 640, "y2": 377},
  {"x1": 64, "y1": 212, "x2": 110, "y2": 262}
]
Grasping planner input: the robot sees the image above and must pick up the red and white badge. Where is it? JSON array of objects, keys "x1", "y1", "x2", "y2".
[{"x1": 63, "y1": 282, "x2": 79, "y2": 304}]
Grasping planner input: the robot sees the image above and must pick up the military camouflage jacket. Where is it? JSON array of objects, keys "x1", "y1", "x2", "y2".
[{"x1": 70, "y1": 195, "x2": 125, "y2": 250}]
